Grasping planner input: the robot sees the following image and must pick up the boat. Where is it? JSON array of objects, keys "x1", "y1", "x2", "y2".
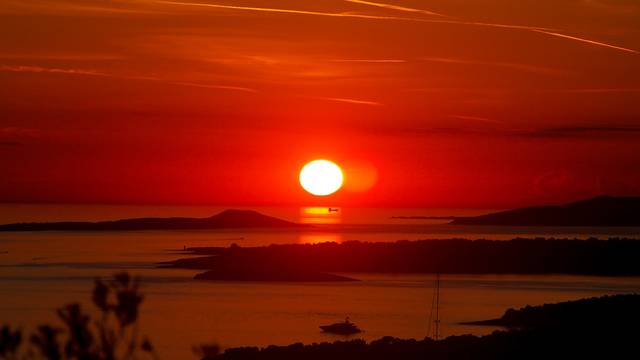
[
  {"x1": 328, "y1": 207, "x2": 339, "y2": 212},
  {"x1": 320, "y1": 317, "x2": 362, "y2": 335}
]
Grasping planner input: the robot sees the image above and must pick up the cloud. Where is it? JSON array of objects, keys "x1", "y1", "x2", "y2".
[
  {"x1": 329, "y1": 59, "x2": 406, "y2": 63},
  {"x1": 449, "y1": 115, "x2": 503, "y2": 124},
  {"x1": 521, "y1": 126, "x2": 640, "y2": 138},
  {"x1": 1, "y1": 0, "x2": 164, "y2": 15},
  {"x1": 0, "y1": 53, "x2": 125, "y2": 61},
  {"x1": 344, "y1": 0, "x2": 446, "y2": 17},
  {"x1": 306, "y1": 96, "x2": 383, "y2": 106},
  {"x1": 421, "y1": 57, "x2": 564, "y2": 75},
  {"x1": 0, "y1": 65, "x2": 256, "y2": 93},
  {"x1": 0, "y1": 127, "x2": 40, "y2": 147},
  {"x1": 0, "y1": 127, "x2": 41, "y2": 138},
  {"x1": 0, "y1": 65, "x2": 106, "y2": 76},
  {"x1": 547, "y1": 88, "x2": 640, "y2": 94}
]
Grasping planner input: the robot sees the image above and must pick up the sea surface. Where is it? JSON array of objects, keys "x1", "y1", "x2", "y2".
[{"x1": 1, "y1": 204, "x2": 640, "y2": 359}]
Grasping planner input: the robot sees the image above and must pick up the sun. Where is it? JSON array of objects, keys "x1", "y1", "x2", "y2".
[{"x1": 299, "y1": 160, "x2": 344, "y2": 196}]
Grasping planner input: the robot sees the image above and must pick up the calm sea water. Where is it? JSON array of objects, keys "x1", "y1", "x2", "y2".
[{"x1": 1, "y1": 204, "x2": 640, "y2": 358}]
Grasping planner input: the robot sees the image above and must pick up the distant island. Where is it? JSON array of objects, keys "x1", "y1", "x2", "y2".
[
  {"x1": 194, "y1": 267, "x2": 357, "y2": 282},
  {"x1": 202, "y1": 294, "x2": 639, "y2": 360},
  {"x1": 164, "y1": 238, "x2": 640, "y2": 280},
  {"x1": 0, "y1": 209, "x2": 304, "y2": 231},
  {"x1": 395, "y1": 196, "x2": 640, "y2": 226}
]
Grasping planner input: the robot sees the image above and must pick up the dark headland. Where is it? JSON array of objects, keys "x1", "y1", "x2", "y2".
[
  {"x1": 203, "y1": 294, "x2": 640, "y2": 360},
  {"x1": 396, "y1": 196, "x2": 640, "y2": 226},
  {"x1": 164, "y1": 238, "x2": 640, "y2": 279},
  {"x1": 0, "y1": 209, "x2": 304, "y2": 231}
]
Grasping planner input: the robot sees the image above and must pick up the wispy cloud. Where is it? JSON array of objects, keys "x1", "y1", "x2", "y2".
[
  {"x1": 0, "y1": 127, "x2": 41, "y2": 138},
  {"x1": 1, "y1": 0, "x2": 163, "y2": 15},
  {"x1": 0, "y1": 53, "x2": 124, "y2": 61},
  {"x1": 0, "y1": 65, "x2": 106, "y2": 76},
  {"x1": 307, "y1": 96, "x2": 383, "y2": 106},
  {"x1": 547, "y1": 88, "x2": 640, "y2": 94},
  {"x1": 449, "y1": 115, "x2": 503, "y2": 124},
  {"x1": 422, "y1": 57, "x2": 563, "y2": 75},
  {"x1": 344, "y1": 0, "x2": 446, "y2": 17},
  {"x1": 329, "y1": 59, "x2": 406, "y2": 63},
  {"x1": 522, "y1": 126, "x2": 640, "y2": 138},
  {"x1": 0, "y1": 65, "x2": 256, "y2": 92}
]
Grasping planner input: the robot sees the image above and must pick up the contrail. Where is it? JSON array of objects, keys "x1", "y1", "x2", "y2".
[
  {"x1": 535, "y1": 30, "x2": 640, "y2": 54},
  {"x1": 155, "y1": 1, "x2": 555, "y2": 31},
  {"x1": 0, "y1": 65, "x2": 256, "y2": 92},
  {"x1": 329, "y1": 59, "x2": 406, "y2": 63},
  {"x1": 310, "y1": 96, "x2": 383, "y2": 106},
  {"x1": 344, "y1": 0, "x2": 446, "y2": 17},
  {"x1": 155, "y1": 0, "x2": 418, "y2": 21}
]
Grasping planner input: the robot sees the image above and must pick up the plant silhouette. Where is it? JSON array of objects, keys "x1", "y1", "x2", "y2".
[{"x1": 0, "y1": 272, "x2": 156, "y2": 360}]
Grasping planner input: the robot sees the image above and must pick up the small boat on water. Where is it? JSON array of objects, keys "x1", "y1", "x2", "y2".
[{"x1": 320, "y1": 317, "x2": 362, "y2": 335}]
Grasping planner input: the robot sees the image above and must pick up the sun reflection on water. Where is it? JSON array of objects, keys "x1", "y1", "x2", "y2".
[
  {"x1": 299, "y1": 206, "x2": 342, "y2": 224},
  {"x1": 298, "y1": 233, "x2": 343, "y2": 244}
]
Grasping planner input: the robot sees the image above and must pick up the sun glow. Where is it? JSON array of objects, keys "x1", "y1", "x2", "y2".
[{"x1": 299, "y1": 160, "x2": 344, "y2": 196}]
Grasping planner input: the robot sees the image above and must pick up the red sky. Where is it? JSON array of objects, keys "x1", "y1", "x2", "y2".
[{"x1": 1, "y1": 0, "x2": 640, "y2": 208}]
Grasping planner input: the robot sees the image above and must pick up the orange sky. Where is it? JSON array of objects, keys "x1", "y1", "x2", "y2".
[{"x1": 1, "y1": 0, "x2": 640, "y2": 208}]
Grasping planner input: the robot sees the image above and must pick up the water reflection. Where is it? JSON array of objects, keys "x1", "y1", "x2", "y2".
[
  {"x1": 299, "y1": 206, "x2": 342, "y2": 224},
  {"x1": 299, "y1": 233, "x2": 343, "y2": 244}
]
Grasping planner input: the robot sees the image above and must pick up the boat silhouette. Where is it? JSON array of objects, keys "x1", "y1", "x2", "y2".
[{"x1": 320, "y1": 317, "x2": 362, "y2": 335}]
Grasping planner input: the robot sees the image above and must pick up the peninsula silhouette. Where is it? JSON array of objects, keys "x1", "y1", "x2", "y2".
[
  {"x1": 0, "y1": 209, "x2": 304, "y2": 231},
  {"x1": 450, "y1": 195, "x2": 640, "y2": 226}
]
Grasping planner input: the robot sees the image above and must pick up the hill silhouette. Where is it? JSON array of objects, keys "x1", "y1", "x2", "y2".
[
  {"x1": 0, "y1": 209, "x2": 304, "y2": 231},
  {"x1": 202, "y1": 294, "x2": 639, "y2": 360},
  {"x1": 451, "y1": 195, "x2": 640, "y2": 226},
  {"x1": 165, "y1": 238, "x2": 640, "y2": 278}
]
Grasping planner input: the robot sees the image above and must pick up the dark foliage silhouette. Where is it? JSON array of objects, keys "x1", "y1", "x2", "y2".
[
  {"x1": 0, "y1": 272, "x2": 156, "y2": 360},
  {"x1": 166, "y1": 238, "x2": 640, "y2": 279},
  {"x1": 202, "y1": 294, "x2": 639, "y2": 360}
]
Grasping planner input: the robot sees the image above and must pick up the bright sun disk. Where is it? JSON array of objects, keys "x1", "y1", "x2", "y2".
[{"x1": 299, "y1": 160, "x2": 344, "y2": 196}]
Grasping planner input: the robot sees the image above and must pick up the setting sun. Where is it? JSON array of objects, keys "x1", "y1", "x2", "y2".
[{"x1": 299, "y1": 160, "x2": 344, "y2": 196}]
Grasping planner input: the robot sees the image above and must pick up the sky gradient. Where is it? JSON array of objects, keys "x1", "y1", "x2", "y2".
[{"x1": 1, "y1": 0, "x2": 640, "y2": 208}]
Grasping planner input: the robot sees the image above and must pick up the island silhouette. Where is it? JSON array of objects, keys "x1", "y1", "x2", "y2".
[
  {"x1": 394, "y1": 196, "x2": 640, "y2": 226},
  {"x1": 164, "y1": 238, "x2": 640, "y2": 281},
  {"x1": 0, "y1": 209, "x2": 304, "y2": 231}
]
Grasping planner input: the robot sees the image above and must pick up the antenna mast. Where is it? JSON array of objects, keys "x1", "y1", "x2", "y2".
[{"x1": 434, "y1": 273, "x2": 441, "y2": 340}]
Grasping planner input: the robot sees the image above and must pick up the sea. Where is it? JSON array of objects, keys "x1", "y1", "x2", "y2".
[{"x1": 1, "y1": 204, "x2": 640, "y2": 359}]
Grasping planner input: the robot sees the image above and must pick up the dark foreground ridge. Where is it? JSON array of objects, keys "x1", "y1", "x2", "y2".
[
  {"x1": 0, "y1": 209, "x2": 304, "y2": 231},
  {"x1": 164, "y1": 238, "x2": 640, "y2": 279},
  {"x1": 463, "y1": 293, "x2": 640, "y2": 328},
  {"x1": 450, "y1": 195, "x2": 640, "y2": 226},
  {"x1": 204, "y1": 294, "x2": 639, "y2": 360}
]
